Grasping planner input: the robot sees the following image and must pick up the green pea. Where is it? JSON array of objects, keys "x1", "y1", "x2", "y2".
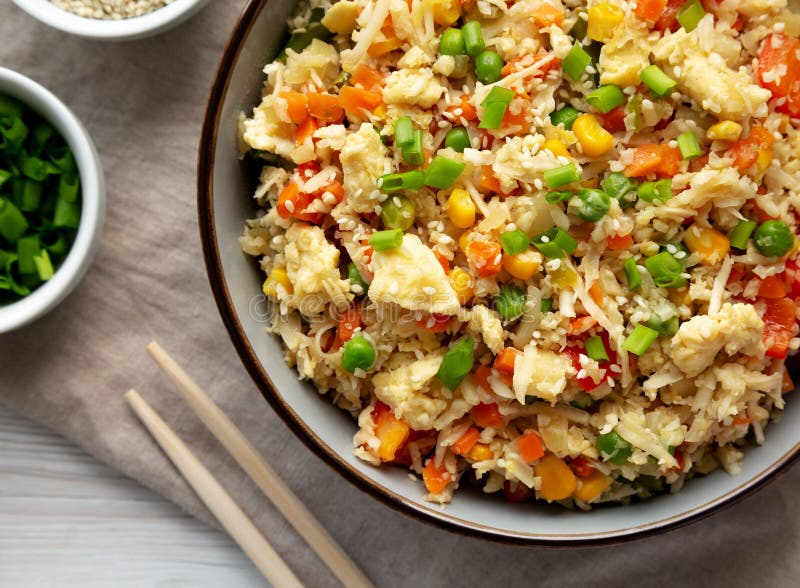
[
  {"x1": 475, "y1": 50, "x2": 504, "y2": 84},
  {"x1": 381, "y1": 195, "x2": 416, "y2": 231},
  {"x1": 568, "y1": 188, "x2": 610, "y2": 222},
  {"x1": 436, "y1": 336, "x2": 475, "y2": 391},
  {"x1": 341, "y1": 335, "x2": 375, "y2": 373},
  {"x1": 444, "y1": 127, "x2": 471, "y2": 152},
  {"x1": 347, "y1": 262, "x2": 369, "y2": 294},
  {"x1": 601, "y1": 172, "x2": 638, "y2": 209},
  {"x1": 596, "y1": 430, "x2": 632, "y2": 465},
  {"x1": 495, "y1": 284, "x2": 526, "y2": 321},
  {"x1": 753, "y1": 220, "x2": 794, "y2": 258}
]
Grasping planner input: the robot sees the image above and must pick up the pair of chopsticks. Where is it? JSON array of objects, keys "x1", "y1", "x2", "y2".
[{"x1": 125, "y1": 342, "x2": 373, "y2": 588}]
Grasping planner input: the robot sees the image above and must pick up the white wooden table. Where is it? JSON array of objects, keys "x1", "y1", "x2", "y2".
[{"x1": 0, "y1": 406, "x2": 266, "y2": 587}]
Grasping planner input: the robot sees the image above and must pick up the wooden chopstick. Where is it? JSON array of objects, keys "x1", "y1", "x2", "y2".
[
  {"x1": 146, "y1": 342, "x2": 373, "y2": 588},
  {"x1": 124, "y1": 389, "x2": 303, "y2": 588}
]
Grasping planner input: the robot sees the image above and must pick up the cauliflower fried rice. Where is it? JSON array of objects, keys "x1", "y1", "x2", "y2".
[{"x1": 238, "y1": 0, "x2": 800, "y2": 508}]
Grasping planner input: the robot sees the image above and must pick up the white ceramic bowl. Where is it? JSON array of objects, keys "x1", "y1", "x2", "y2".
[
  {"x1": 12, "y1": 0, "x2": 209, "y2": 41},
  {"x1": 0, "y1": 68, "x2": 105, "y2": 334},
  {"x1": 198, "y1": 0, "x2": 800, "y2": 544}
]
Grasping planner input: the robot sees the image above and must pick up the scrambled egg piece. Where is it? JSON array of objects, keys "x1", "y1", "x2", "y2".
[
  {"x1": 492, "y1": 135, "x2": 562, "y2": 194},
  {"x1": 284, "y1": 224, "x2": 352, "y2": 315},
  {"x1": 241, "y1": 95, "x2": 295, "y2": 159},
  {"x1": 382, "y1": 68, "x2": 444, "y2": 108},
  {"x1": 513, "y1": 344, "x2": 571, "y2": 404},
  {"x1": 651, "y1": 166, "x2": 756, "y2": 221},
  {"x1": 340, "y1": 123, "x2": 390, "y2": 213},
  {"x1": 285, "y1": 40, "x2": 340, "y2": 88},
  {"x1": 372, "y1": 352, "x2": 447, "y2": 429},
  {"x1": 467, "y1": 305, "x2": 505, "y2": 354},
  {"x1": 670, "y1": 303, "x2": 765, "y2": 378},
  {"x1": 368, "y1": 234, "x2": 461, "y2": 315},
  {"x1": 599, "y1": 18, "x2": 651, "y2": 88},
  {"x1": 653, "y1": 27, "x2": 770, "y2": 120}
]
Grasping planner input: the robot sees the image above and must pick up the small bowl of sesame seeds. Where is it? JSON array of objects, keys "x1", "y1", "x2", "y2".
[{"x1": 12, "y1": 0, "x2": 210, "y2": 41}]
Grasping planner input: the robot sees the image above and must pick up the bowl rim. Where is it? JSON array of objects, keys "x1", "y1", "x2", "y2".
[
  {"x1": 0, "y1": 67, "x2": 105, "y2": 333},
  {"x1": 197, "y1": 0, "x2": 800, "y2": 545},
  {"x1": 11, "y1": 0, "x2": 209, "y2": 41}
]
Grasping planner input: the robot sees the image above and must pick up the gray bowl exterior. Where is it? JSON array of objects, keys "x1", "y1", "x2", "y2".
[{"x1": 199, "y1": 0, "x2": 800, "y2": 543}]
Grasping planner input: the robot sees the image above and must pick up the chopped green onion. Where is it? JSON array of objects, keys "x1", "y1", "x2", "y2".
[
  {"x1": 495, "y1": 284, "x2": 527, "y2": 320},
  {"x1": 550, "y1": 105, "x2": 581, "y2": 130},
  {"x1": 569, "y1": 16, "x2": 588, "y2": 41},
  {"x1": 623, "y1": 257, "x2": 642, "y2": 291},
  {"x1": 0, "y1": 168, "x2": 11, "y2": 189},
  {"x1": 31, "y1": 121, "x2": 56, "y2": 152},
  {"x1": 546, "y1": 190, "x2": 573, "y2": 204},
  {"x1": 729, "y1": 220, "x2": 757, "y2": 250},
  {"x1": 753, "y1": 220, "x2": 795, "y2": 257},
  {"x1": 436, "y1": 336, "x2": 475, "y2": 391},
  {"x1": 500, "y1": 229, "x2": 529, "y2": 255},
  {"x1": 341, "y1": 335, "x2": 376, "y2": 373},
  {"x1": 645, "y1": 251, "x2": 686, "y2": 288},
  {"x1": 597, "y1": 430, "x2": 632, "y2": 464},
  {"x1": 540, "y1": 298, "x2": 553, "y2": 313},
  {"x1": 369, "y1": 228, "x2": 404, "y2": 251},
  {"x1": 378, "y1": 170, "x2": 425, "y2": 192},
  {"x1": 586, "y1": 85, "x2": 625, "y2": 114},
  {"x1": 638, "y1": 178, "x2": 673, "y2": 202},
  {"x1": 33, "y1": 249, "x2": 54, "y2": 281},
  {"x1": 677, "y1": 131, "x2": 702, "y2": 159},
  {"x1": 445, "y1": 127, "x2": 471, "y2": 152},
  {"x1": 16, "y1": 234, "x2": 40, "y2": 275},
  {"x1": 424, "y1": 156, "x2": 466, "y2": 190},
  {"x1": 53, "y1": 193, "x2": 81, "y2": 229},
  {"x1": 0, "y1": 94, "x2": 23, "y2": 118},
  {"x1": 402, "y1": 129, "x2": 424, "y2": 166},
  {"x1": 568, "y1": 188, "x2": 610, "y2": 222},
  {"x1": 462, "y1": 21, "x2": 485, "y2": 56},
  {"x1": 478, "y1": 86, "x2": 514, "y2": 130},
  {"x1": 381, "y1": 195, "x2": 416, "y2": 230},
  {"x1": 0, "y1": 197, "x2": 29, "y2": 244},
  {"x1": 622, "y1": 324, "x2": 659, "y2": 356},
  {"x1": 393, "y1": 116, "x2": 415, "y2": 148},
  {"x1": 347, "y1": 262, "x2": 369, "y2": 294},
  {"x1": 562, "y1": 42, "x2": 592, "y2": 81},
  {"x1": 640, "y1": 65, "x2": 677, "y2": 98},
  {"x1": 59, "y1": 174, "x2": 80, "y2": 202},
  {"x1": 19, "y1": 179, "x2": 42, "y2": 212},
  {"x1": 475, "y1": 50, "x2": 504, "y2": 84},
  {"x1": 676, "y1": 0, "x2": 706, "y2": 32},
  {"x1": 531, "y1": 227, "x2": 578, "y2": 258},
  {"x1": 543, "y1": 163, "x2": 581, "y2": 188},
  {"x1": 440, "y1": 27, "x2": 465, "y2": 55},
  {"x1": 20, "y1": 155, "x2": 52, "y2": 181},
  {"x1": 647, "y1": 313, "x2": 679, "y2": 337},
  {"x1": 585, "y1": 335, "x2": 609, "y2": 361},
  {"x1": 601, "y1": 172, "x2": 638, "y2": 209}
]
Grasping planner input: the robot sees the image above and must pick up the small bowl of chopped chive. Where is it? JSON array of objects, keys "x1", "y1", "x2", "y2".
[
  {"x1": 11, "y1": 0, "x2": 210, "y2": 41},
  {"x1": 0, "y1": 67, "x2": 105, "y2": 334}
]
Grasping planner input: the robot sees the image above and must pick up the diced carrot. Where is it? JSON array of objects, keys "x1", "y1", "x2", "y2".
[
  {"x1": 471, "y1": 402, "x2": 504, "y2": 429},
  {"x1": 350, "y1": 64, "x2": 385, "y2": 92},
  {"x1": 633, "y1": 0, "x2": 667, "y2": 22},
  {"x1": 762, "y1": 297, "x2": 798, "y2": 359},
  {"x1": 727, "y1": 125, "x2": 774, "y2": 173},
  {"x1": 278, "y1": 91, "x2": 309, "y2": 124},
  {"x1": 502, "y1": 104, "x2": 529, "y2": 131},
  {"x1": 452, "y1": 427, "x2": 481, "y2": 456},
  {"x1": 313, "y1": 180, "x2": 345, "y2": 207},
  {"x1": 782, "y1": 366, "x2": 794, "y2": 394},
  {"x1": 368, "y1": 21, "x2": 402, "y2": 57},
  {"x1": 654, "y1": 0, "x2": 685, "y2": 33},
  {"x1": 727, "y1": 265, "x2": 746, "y2": 284},
  {"x1": 422, "y1": 459, "x2": 451, "y2": 494},
  {"x1": 465, "y1": 239, "x2": 503, "y2": 277},
  {"x1": 758, "y1": 33, "x2": 800, "y2": 117},
  {"x1": 276, "y1": 181, "x2": 299, "y2": 219},
  {"x1": 500, "y1": 52, "x2": 561, "y2": 78},
  {"x1": 569, "y1": 455, "x2": 596, "y2": 478},
  {"x1": 493, "y1": 348, "x2": 519, "y2": 376},
  {"x1": 308, "y1": 93, "x2": 344, "y2": 123},
  {"x1": 656, "y1": 145, "x2": 682, "y2": 177},
  {"x1": 607, "y1": 232, "x2": 634, "y2": 250},
  {"x1": 531, "y1": 4, "x2": 564, "y2": 27},
  {"x1": 517, "y1": 430, "x2": 545, "y2": 464},
  {"x1": 371, "y1": 402, "x2": 411, "y2": 462},
  {"x1": 276, "y1": 181, "x2": 323, "y2": 223},
  {"x1": 446, "y1": 95, "x2": 477, "y2": 122},
  {"x1": 473, "y1": 365, "x2": 493, "y2": 392},
  {"x1": 338, "y1": 86, "x2": 383, "y2": 119},
  {"x1": 536, "y1": 453, "x2": 577, "y2": 501},
  {"x1": 415, "y1": 313, "x2": 452, "y2": 333},
  {"x1": 295, "y1": 115, "x2": 318, "y2": 145},
  {"x1": 569, "y1": 315, "x2": 597, "y2": 335},
  {"x1": 731, "y1": 415, "x2": 752, "y2": 426},
  {"x1": 600, "y1": 105, "x2": 627, "y2": 133},
  {"x1": 665, "y1": 450, "x2": 685, "y2": 475},
  {"x1": 624, "y1": 144, "x2": 662, "y2": 177},
  {"x1": 758, "y1": 275, "x2": 787, "y2": 299},
  {"x1": 335, "y1": 307, "x2": 362, "y2": 346},
  {"x1": 573, "y1": 470, "x2": 611, "y2": 502},
  {"x1": 588, "y1": 282, "x2": 603, "y2": 305},
  {"x1": 478, "y1": 165, "x2": 503, "y2": 194},
  {"x1": 434, "y1": 251, "x2": 451, "y2": 273}
]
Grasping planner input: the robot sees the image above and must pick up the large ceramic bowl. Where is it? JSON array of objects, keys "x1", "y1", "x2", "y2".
[{"x1": 198, "y1": 0, "x2": 800, "y2": 543}]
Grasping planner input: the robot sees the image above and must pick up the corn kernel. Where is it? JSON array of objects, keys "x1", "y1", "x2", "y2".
[
  {"x1": 448, "y1": 188, "x2": 476, "y2": 229},
  {"x1": 683, "y1": 223, "x2": 730, "y2": 266},
  {"x1": 668, "y1": 286, "x2": 691, "y2": 307},
  {"x1": 706, "y1": 120, "x2": 743, "y2": 142},
  {"x1": 572, "y1": 114, "x2": 614, "y2": 157},
  {"x1": 449, "y1": 267, "x2": 475, "y2": 304},
  {"x1": 756, "y1": 147, "x2": 773, "y2": 173},
  {"x1": 502, "y1": 250, "x2": 542, "y2": 281},
  {"x1": 536, "y1": 453, "x2": 577, "y2": 501},
  {"x1": 468, "y1": 443, "x2": 494, "y2": 462},
  {"x1": 574, "y1": 470, "x2": 611, "y2": 502},
  {"x1": 458, "y1": 231, "x2": 473, "y2": 253},
  {"x1": 587, "y1": 3, "x2": 624, "y2": 43},
  {"x1": 549, "y1": 265, "x2": 578, "y2": 288},
  {"x1": 263, "y1": 266, "x2": 292, "y2": 297},
  {"x1": 543, "y1": 139, "x2": 570, "y2": 159},
  {"x1": 432, "y1": 0, "x2": 461, "y2": 26}
]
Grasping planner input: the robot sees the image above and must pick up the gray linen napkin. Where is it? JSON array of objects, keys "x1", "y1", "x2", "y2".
[{"x1": 0, "y1": 2, "x2": 798, "y2": 586}]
